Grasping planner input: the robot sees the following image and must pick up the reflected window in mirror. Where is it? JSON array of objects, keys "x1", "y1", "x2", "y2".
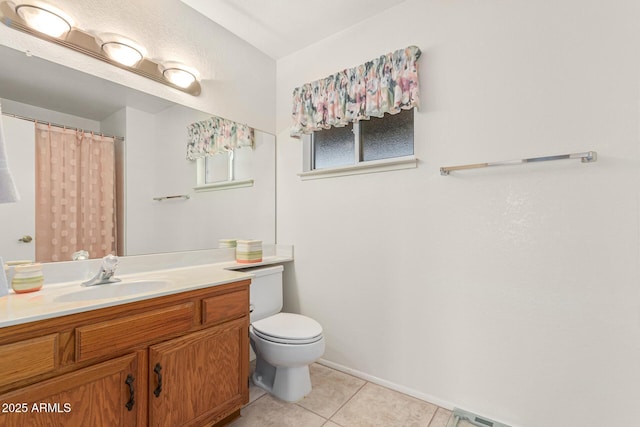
[
  {"x1": 204, "y1": 151, "x2": 230, "y2": 183},
  {"x1": 195, "y1": 146, "x2": 254, "y2": 191}
]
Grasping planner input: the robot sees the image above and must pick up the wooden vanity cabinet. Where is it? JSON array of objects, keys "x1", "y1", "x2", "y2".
[
  {"x1": 0, "y1": 279, "x2": 250, "y2": 427},
  {"x1": 149, "y1": 317, "x2": 248, "y2": 427},
  {"x1": 0, "y1": 352, "x2": 141, "y2": 427}
]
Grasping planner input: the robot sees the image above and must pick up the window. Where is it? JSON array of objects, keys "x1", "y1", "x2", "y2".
[
  {"x1": 312, "y1": 125, "x2": 355, "y2": 169},
  {"x1": 302, "y1": 108, "x2": 416, "y2": 179},
  {"x1": 204, "y1": 151, "x2": 231, "y2": 183},
  {"x1": 360, "y1": 109, "x2": 414, "y2": 162},
  {"x1": 195, "y1": 149, "x2": 254, "y2": 191}
]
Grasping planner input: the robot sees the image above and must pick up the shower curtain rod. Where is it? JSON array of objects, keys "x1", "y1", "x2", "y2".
[{"x1": 1, "y1": 111, "x2": 124, "y2": 141}]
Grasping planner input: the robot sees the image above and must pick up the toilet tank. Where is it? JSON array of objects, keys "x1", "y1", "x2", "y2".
[{"x1": 242, "y1": 265, "x2": 284, "y2": 323}]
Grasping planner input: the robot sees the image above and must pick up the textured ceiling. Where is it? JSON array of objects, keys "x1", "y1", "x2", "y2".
[{"x1": 180, "y1": 0, "x2": 407, "y2": 59}]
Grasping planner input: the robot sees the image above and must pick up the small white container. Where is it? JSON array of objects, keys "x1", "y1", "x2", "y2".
[
  {"x1": 4, "y1": 260, "x2": 33, "y2": 287},
  {"x1": 11, "y1": 263, "x2": 44, "y2": 294},
  {"x1": 236, "y1": 239, "x2": 262, "y2": 264}
]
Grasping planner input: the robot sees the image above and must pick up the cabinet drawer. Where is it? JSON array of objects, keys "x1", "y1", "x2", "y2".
[
  {"x1": 0, "y1": 334, "x2": 58, "y2": 386},
  {"x1": 76, "y1": 302, "x2": 195, "y2": 362},
  {"x1": 202, "y1": 288, "x2": 248, "y2": 326}
]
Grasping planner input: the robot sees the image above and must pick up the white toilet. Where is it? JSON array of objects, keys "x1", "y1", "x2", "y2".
[{"x1": 247, "y1": 265, "x2": 325, "y2": 402}]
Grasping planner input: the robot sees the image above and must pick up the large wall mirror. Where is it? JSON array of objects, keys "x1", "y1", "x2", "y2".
[{"x1": 0, "y1": 44, "x2": 276, "y2": 263}]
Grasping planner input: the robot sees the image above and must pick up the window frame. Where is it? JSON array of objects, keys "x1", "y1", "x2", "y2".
[
  {"x1": 194, "y1": 150, "x2": 254, "y2": 192},
  {"x1": 299, "y1": 108, "x2": 418, "y2": 180}
]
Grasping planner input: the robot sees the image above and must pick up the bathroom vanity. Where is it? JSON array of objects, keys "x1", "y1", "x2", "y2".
[{"x1": 0, "y1": 264, "x2": 256, "y2": 426}]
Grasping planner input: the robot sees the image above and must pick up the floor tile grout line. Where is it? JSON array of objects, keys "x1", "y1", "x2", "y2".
[
  {"x1": 315, "y1": 361, "x2": 369, "y2": 384},
  {"x1": 293, "y1": 402, "x2": 329, "y2": 422},
  {"x1": 325, "y1": 379, "x2": 369, "y2": 424},
  {"x1": 293, "y1": 363, "x2": 367, "y2": 421},
  {"x1": 425, "y1": 409, "x2": 437, "y2": 427},
  {"x1": 428, "y1": 407, "x2": 454, "y2": 427},
  {"x1": 248, "y1": 391, "x2": 332, "y2": 424},
  {"x1": 244, "y1": 390, "x2": 268, "y2": 410}
]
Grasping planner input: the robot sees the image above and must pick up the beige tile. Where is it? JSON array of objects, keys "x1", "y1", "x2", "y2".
[
  {"x1": 297, "y1": 363, "x2": 366, "y2": 418},
  {"x1": 429, "y1": 408, "x2": 453, "y2": 427},
  {"x1": 229, "y1": 394, "x2": 326, "y2": 427},
  {"x1": 331, "y1": 382, "x2": 438, "y2": 427},
  {"x1": 322, "y1": 422, "x2": 343, "y2": 427},
  {"x1": 249, "y1": 381, "x2": 267, "y2": 403}
]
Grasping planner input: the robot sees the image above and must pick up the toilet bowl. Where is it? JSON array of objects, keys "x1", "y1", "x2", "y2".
[
  {"x1": 246, "y1": 265, "x2": 325, "y2": 402},
  {"x1": 250, "y1": 313, "x2": 325, "y2": 402}
]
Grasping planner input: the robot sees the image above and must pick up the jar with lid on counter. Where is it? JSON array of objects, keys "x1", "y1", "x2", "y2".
[{"x1": 12, "y1": 263, "x2": 44, "y2": 293}]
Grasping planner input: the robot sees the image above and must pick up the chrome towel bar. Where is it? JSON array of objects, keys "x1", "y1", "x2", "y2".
[{"x1": 440, "y1": 151, "x2": 597, "y2": 176}]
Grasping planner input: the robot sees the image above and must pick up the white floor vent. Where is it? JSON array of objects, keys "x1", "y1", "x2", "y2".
[{"x1": 447, "y1": 408, "x2": 511, "y2": 427}]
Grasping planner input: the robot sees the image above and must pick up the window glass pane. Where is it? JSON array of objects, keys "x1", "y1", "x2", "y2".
[
  {"x1": 313, "y1": 125, "x2": 354, "y2": 169},
  {"x1": 234, "y1": 147, "x2": 252, "y2": 180},
  {"x1": 205, "y1": 153, "x2": 229, "y2": 183},
  {"x1": 360, "y1": 109, "x2": 414, "y2": 162}
]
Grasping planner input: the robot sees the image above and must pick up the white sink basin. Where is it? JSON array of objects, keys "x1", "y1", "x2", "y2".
[{"x1": 54, "y1": 279, "x2": 171, "y2": 302}]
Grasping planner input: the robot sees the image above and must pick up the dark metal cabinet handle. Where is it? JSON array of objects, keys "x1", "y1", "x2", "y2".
[
  {"x1": 125, "y1": 374, "x2": 135, "y2": 411},
  {"x1": 153, "y1": 363, "x2": 163, "y2": 397}
]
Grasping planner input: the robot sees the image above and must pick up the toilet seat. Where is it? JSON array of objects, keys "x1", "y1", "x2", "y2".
[{"x1": 251, "y1": 313, "x2": 323, "y2": 345}]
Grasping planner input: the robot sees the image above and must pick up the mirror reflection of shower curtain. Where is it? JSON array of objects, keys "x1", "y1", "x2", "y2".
[{"x1": 34, "y1": 123, "x2": 117, "y2": 262}]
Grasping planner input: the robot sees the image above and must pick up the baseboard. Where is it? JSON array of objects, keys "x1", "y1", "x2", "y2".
[{"x1": 316, "y1": 358, "x2": 457, "y2": 410}]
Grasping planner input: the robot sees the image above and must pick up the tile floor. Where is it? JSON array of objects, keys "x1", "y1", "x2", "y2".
[{"x1": 228, "y1": 363, "x2": 454, "y2": 427}]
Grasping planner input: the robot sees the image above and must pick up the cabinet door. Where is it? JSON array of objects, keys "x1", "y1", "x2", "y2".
[
  {"x1": 149, "y1": 317, "x2": 249, "y2": 427},
  {"x1": 0, "y1": 353, "x2": 140, "y2": 427}
]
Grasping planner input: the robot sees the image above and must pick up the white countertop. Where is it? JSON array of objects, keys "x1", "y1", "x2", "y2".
[{"x1": 0, "y1": 252, "x2": 293, "y2": 328}]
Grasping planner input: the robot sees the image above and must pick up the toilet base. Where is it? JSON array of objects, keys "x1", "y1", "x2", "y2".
[{"x1": 252, "y1": 358, "x2": 312, "y2": 402}]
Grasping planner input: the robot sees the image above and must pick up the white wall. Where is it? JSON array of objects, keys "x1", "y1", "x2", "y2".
[
  {"x1": 276, "y1": 1, "x2": 640, "y2": 426},
  {"x1": 0, "y1": 116, "x2": 35, "y2": 261}
]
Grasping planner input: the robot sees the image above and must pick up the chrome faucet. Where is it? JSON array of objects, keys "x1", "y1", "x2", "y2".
[{"x1": 82, "y1": 254, "x2": 121, "y2": 287}]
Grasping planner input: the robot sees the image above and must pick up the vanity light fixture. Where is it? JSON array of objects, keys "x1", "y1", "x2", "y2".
[
  {"x1": 0, "y1": 1, "x2": 201, "y2": 96},
  {"x1": 100, "y1": 34, "x2": 146, "y2": 67},
  {"x1": 15, "y1": 3, "x2": 72, "y2": 37},
  {"x1": 162, "y1": 64, "x2": 198, "y2": 88},
  {"x1": 102, "y1": 41, "x2": 143, "y2": 66}
]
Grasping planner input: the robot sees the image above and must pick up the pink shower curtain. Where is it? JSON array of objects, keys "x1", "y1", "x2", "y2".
[{"x1": 35, "y1": 123, "x2": 117, "y2": 262}]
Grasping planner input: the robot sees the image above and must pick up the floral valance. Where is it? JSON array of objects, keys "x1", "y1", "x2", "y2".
[
  {"x1": 290, "y1": 45, "x2": 421, "y2": 137},
  {"x1": 186, "y1": 116, "x2": 254, "y2": 160}
]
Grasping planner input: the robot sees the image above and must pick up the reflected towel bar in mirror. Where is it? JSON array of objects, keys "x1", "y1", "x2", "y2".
[
  {"x1": 153, "y1": 195, "x2": 190, "y2": 202},
  {"x1": 440, "y1": 151, "x2": 597, "y2": 176}
]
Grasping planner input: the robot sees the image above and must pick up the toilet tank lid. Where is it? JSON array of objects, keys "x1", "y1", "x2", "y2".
[
  {"x1": 252, "y1": 313, "x2": 322, "y2": 340},
  {"x1": 237, "y1": 265, "x2": 284, "y2": 277}
]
